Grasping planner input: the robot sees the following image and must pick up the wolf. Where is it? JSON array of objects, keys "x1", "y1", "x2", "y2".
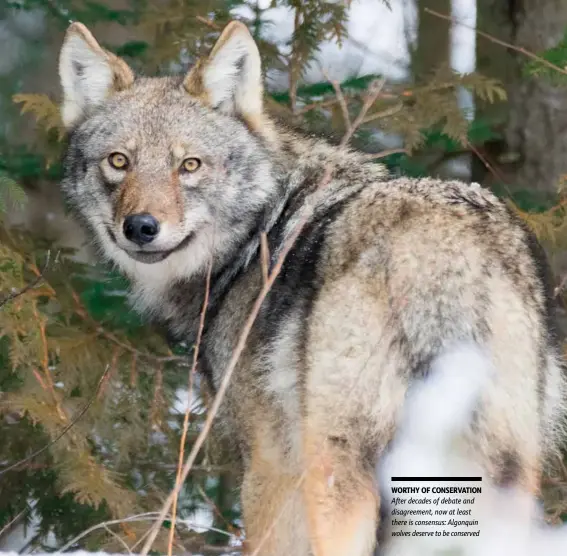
[{"x1": 57, "y1": 20, "x2": 566, "y2": 556}]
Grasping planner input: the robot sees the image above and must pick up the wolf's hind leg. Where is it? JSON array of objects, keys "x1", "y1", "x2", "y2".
[{"x1": 303, "y1": 426, "x2": 379, "y2": 556}]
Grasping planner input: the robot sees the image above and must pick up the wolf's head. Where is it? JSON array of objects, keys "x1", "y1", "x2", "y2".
[{"x1": 58, "y1": 21, "x2": 283, "y2": 292}]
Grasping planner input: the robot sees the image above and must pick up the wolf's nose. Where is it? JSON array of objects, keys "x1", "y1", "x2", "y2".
[{"x1": 123, "y1": 213, "x2": 160, "y2": 245}]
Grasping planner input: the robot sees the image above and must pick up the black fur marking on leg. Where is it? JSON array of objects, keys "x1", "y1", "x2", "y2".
[{"x1": 493, "y1": 449, "x2": 521, "y2": 487}]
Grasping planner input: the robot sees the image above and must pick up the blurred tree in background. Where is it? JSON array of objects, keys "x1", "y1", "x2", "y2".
[{"x1": 1, "y1": 0, "x2": 567, "y2": 553}]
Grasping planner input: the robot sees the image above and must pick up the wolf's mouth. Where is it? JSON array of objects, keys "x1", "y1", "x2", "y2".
[{"x1": 106, "y1": 228, "x2": 194, "y2": 264}]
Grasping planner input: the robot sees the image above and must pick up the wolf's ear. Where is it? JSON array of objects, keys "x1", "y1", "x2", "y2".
[
  {"x1": 184, "y1": 21, "x2": 263, "y2": 120},
  {"x1": 59, "y1": 22, "x2": 134, "y2": 129}
]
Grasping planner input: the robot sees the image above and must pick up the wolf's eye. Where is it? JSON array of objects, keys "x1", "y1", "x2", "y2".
[
  {"x1": 181, "y1": 157, "x2": 201, "y2": 173},
  {"x1": 108, "y1": 153, "x2": 129, "y2": 170}
]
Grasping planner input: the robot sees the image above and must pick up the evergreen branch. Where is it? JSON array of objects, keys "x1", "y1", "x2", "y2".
[
  {"x1": 70, "y1": 290, "x2": 187, "y2": 365},
  {"x1": 36, "y1": 0, "x2": 73, "y2": 24},
  {"x1": 33, "y1": 301, "x2": 68, "y2": 422},
  {"x1": 139, "y1": 78, "x2": 387, "y2": 556},
  {"x1": 425, "y1": 8, "x2": 567, "y2": 77},
  {"x1": 0, "y1": 250, "x2": 54, "y2": 310},
  {"x1": 93, "y1": 327, "x2": 185, "y2": 364},
  {"x1": 0, "y1": 365, "x2": 111, "y2": 477},
  {"x1": 12, "y1": 94, "x2": 66, "y2": 141},
  {"x1": 292, "y1": 79, "x2": 475, "y2": 121}
]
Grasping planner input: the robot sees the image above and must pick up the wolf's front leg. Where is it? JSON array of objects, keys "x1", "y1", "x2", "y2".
[
  {"x1": 241, "y1": 437, "x2": 311, "y2": 555},
  {"x1": 303, "y1": 425, "x2": 379, "y2": 556}
]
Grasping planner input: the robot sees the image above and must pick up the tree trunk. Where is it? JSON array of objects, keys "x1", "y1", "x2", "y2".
[
  {"x1": 476, "y1": 0, "x2": 567, "y2": 192},
  {"x1": 412, "y1": 0, "x2": 451, "y2": 79}
]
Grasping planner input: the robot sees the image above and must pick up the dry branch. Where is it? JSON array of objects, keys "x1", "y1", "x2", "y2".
[
  {"x1": 425, "y1": 8, "x2": 567, "y2": 77},
  {"x1": 167, "y1": 259, "x2": 213, "y2": 556}
]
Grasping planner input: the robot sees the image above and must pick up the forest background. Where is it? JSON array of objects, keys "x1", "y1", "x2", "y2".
[{"x1": 2, "y1": 0, "x2": 567, "y2": 553}]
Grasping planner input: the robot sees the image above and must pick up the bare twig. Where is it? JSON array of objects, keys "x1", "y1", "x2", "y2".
[
  {"x1": 294, "y1": 78, "x2": 467, "y2": 121},
  {"x1": 465, "y1": 139, "x2": 516, "y2": 202},
  {"x1": 167, "y1": 259, "x2": 213, "y2": 556},
  {"x1": 0, "y1": 365, "x2": 111, "y2": 477},
  {"x1": 425, "y1": 8, "x2": 567, "y2": 77},
  {"x1": 339, "y1": 78, "x2": 386, "y2": 147},
  {"x1": 183, "y1": 545, "x2": 241, "y2": 555},
  {"x1": 129, "y1": 525, "x2": 155, "y2": 553},
  {"x1": 196, "y1": 484, "x2": 237, "y2": 532},
  {"x1": 196, "y1": 15, "x2": 221, "y2": 30},
  {"x1": 149, "y1": 363, "x2": 164, "y2": 429},
  {"x1": 361, "y1": 101, "x2": 404, "y2": 124},
  {"x1": 465, "y1": 141, "x2": 505, "y2": 182},
  {"x1": 296, "y1": 96, "x2": 352, "y2": 115},
  {"x1": 260, "y1": 232, "x2": 269, "y2": 286},
  {"x1": 554, "y1": 273, "x2": 567, "y2": 298},
  {"x1": 57, "y1": 513, "x2": 165, "y2": 552},
  {"x1": 103, "y1": 523, "x2": 132, "y2": 555},
  {"x1": 288, "y1": 7, "x2": 302, "y2": 113},
  {"x1": 362, "y1": 147, "x2": 408, "y2": 160},
  {"x1": 325, "y1": 71, "x2": 352, "y2": 134},
  {"x1": 55, "y1": 512, "x2": 235, "y2": 553},
  {"x1": 0, "y1": 250, "x2": 55, "y2": 309}
]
